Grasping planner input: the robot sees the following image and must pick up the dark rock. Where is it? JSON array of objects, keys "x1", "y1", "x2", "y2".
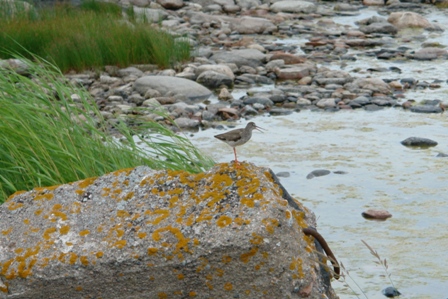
[
  {"x1": 349, "y1": 96, "x2": 371, "y2": 107},
  {"x1": 401, "y1": 137, "x2": 438, "y2": 147},
  {"x1": 333, "y1": 171, "x2": 348, "y2": 175},
  {"x1": 306, "y1": 169, "x2": 331, "y2": 179},
  {"x1": 382, "y1": 286, "x2": 401, "y2": 298},
  {"x1": 242, "y1": 97, "x2": 274, "y2": 107},
  {"x1": 410, "y1": 105, "x2": 442, "y2": 114},
  {"x1": 276, "y1": 171, "x2": 290, "y2": 178},
  {"x1": 362, "y1": 209, "x2": 392, "y2": 220},
  {"x1": 269, "y1": 108, "x2": 293, "y2": 116},
  {"x1": 436, "y1": 153, "x2": 448, "y2": 157},
  {"x1": 364, "y1": 104, "x2": 384, "y2": 111}
]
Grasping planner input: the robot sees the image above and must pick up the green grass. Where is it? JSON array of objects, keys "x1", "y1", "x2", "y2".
[
  {"x1": 0, "y1": 55, "x2": 214, "y2": 203},
  {"x1": 0, "y1": 0, "x2": 190, "y2": 72}
]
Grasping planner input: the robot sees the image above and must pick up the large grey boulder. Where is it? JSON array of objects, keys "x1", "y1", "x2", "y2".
[
  {"x1": 270, "y1": 0, "x2": 316, "y2": 13},
  {"x1": 210, "y1": 49, "x2": 266, "y2": 68},
  {"x1": 0, "y1": 163, "x2": 339, "y2": 299},
  {"x1": 134, "y1": 76, "x2": 212, "y2": 102},
  {"x1": 387, "y1": 11, "x2": 443, "y2": 31}
]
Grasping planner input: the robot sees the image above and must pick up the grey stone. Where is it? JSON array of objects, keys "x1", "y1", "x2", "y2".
[
  {"x1": 196, "y1": 71, "x2": 234, "y2": 88},
  {"x1": 134, "y1": 76, "x2": 212, "y2": 102},
  {"x1": 270, "y1": 0, "x2": 316, "y2": 13},
  {"x1": 401, "y1": 137, "x2": 438, "y2": 147}
]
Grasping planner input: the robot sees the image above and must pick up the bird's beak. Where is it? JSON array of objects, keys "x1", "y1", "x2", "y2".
[{"x1": 255, "y1": 125, "x2": 265, "y2": 132}]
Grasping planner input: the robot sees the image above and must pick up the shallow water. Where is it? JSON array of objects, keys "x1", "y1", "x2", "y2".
[
  {"x1": 187, "y1": 7, "x2": 448, "y2": 298},
  {"x1": 189, "y1": 109, "x2": 448, "y2": 298}
]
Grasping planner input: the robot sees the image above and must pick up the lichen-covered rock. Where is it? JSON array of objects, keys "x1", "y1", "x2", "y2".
[{"x1": 0, "y1": 163, "x2": 338, "y2": 299}]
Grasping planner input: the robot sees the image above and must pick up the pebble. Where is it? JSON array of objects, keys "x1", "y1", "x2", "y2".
[{"x1": 362, "y1": 209, "x2": 392, "y2": 220}]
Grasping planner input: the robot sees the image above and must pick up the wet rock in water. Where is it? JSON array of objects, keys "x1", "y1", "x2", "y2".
[
  {"x1": 362, "y1": 209, "x2": 392, "y2": 220},
  {"x1": 382, "y1": 286, "x2": 401, "y2": 297},
  {"x1": 436, "y1": 152, "x2": 448, "y2": 157},
  {"x1": 333, "y1": 170, "x2": 347, "y2": 175},
  {"x1": 401, "y1": 137, "x2": 438, "y2": 147},
  {"x1": 409, "y1": 105, "x2": 443, "y2": 114},
  {"x1": 276, "y1": 171, "x2": 290, "y2": 178},
  {"x1": 269, "y1": 108, "x2": 293, "y2": 116},
  {"x1": 306, "y1": 169, "x2": 331, "y2": 179}
]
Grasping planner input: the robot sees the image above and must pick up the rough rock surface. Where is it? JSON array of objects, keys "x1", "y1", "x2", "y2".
[{"x1": 0, "y1": 163, "x2": 338, "y2": 299}]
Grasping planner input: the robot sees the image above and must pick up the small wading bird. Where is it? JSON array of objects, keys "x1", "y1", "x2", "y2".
[{"x1": 214, "y1": 122, "x2": 264, "y2": 166}]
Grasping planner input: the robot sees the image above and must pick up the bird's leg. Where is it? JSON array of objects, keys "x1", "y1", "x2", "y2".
[{"x1": 233, "y1": 147, "x2": 239, "y2": 166}]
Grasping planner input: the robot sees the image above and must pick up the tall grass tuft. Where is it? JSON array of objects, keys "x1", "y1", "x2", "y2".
[
  {"x1": 0, "y1": 55, "x2": 214, "y2": 203},
  {"x1": 0, "y1": 0, "x2": 190, "y2": 72}
]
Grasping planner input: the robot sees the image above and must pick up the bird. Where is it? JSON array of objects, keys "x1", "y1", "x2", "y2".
[{"x1": 214, "y1": 122, "x2": 264, "y2": 166}]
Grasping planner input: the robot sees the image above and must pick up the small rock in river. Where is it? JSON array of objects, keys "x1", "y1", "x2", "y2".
[
  {"x1": 276, "y1": 172, "x2": 290, "y2": 178},
  {"x1": 436, "y1": 153, "x2": 448, "y2": 157},
  {"x1": 362, "y1": 209, "x2": 392, "y2": 220},
  {"x1": 306, "y1": 169, "x2": 331, "y2": 179},
  {"x1": 401, "y1": 137, "x2": 438, "y2": 148},
  {"x1": 382, "y1": 286, "x2": 401, "y2": 298}
]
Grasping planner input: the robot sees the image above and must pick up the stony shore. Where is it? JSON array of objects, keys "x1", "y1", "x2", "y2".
[{"x1": 4, "y1": 0, "x2": 448, "y2": 132}]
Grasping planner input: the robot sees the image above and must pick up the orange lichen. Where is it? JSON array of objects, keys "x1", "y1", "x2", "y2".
[
  {"x1": 79, "y1": 230, "x2": 90, "y2": 237},
  {"x1": 137, "y1": 232, "x2": 147, "y2": 239},
  {"x1": 215, "y1": 268, "x2": 224, "y2": 277},
  {"x1": 262, "y1": 218, "x2": 279, "y2": 234},
  {"x1": 122, "y1": 191, "x2": 134, "y2": 201},
  {"x1": 113, "y1": 240, "x2": 127, "y2": 249},
  {"x1": 224, "y1": 282, "x2": 233, "y2": 291},
  {"x1": 152, "y1": 226, "x2": 190, "y2": 254},
  {"x1": 7, "y1": 202, "x2": 24, "y2": 211},
  {"x1": 193, "y1": 238, "x2": 200, "y2": 246},
  {"x1": 216, "y1": 215, "x2": 232, "y2": 227},
  {"x1": 234, "y1": 217, "x2": 251, "y2": 225},
  {"x1": 34, "y1": 209, "x2": 43, "y2": 216},
  {"x1": 206, "y1": 281, "x2": 214, "y2": 290},
  {"x1": 177, "y1": 273, "x2": 184, "y2": 280},
  {"x1": 14, "y1": 248, "x2": 24, "y2": 254},
  {"x1": 60, "y1": 225, "x2": 70, "y2": 235},
  {"x1": 1, "y1": 228, "x2": 12, "y2": 235},
  {"x1": 150, "y1": 209, "x2": 170, "y2": 225},
  {"x1": 96, "y1": 252, "x2": 104, "y2": 258},
  {"x1": 69, "y1": 252, "x2": 78, "y2": 265},
  {"x1": 34, "y1": 193, "x2": 53, "y2": 201},
  {"x1": 147, "y1": 247, "x2": 158, "y2": 255},
  {"x1": 77, "y1": 177, "x2": 97, "y2": 189},
  {"x1": 196, "y1": 208, "x2": 213, "y2": 222},
  {"x1": 158, "y1": 292, "x2": 168, "y2": 299},
  {"x1": 58, "y1": 253, "x2": 66, "y2": 263},
  {"x1": 250, "y1": 233, "x2": 263, "y2": 245},
  {"x1": 292, "y1": 210, "x2": 307, "y2": 228},
  {"x1": 290, "y1": 257, "x2": 304, "y2": 279},
  {"x1": 43, "y1": 227, "x2": 57, "y2": 240},
  {"x1": 23, "y1": 219, "x2": 30, "y2": 225},
  {"x1": 189, "y1": 291, "x2": 197, "y2": 297},
  {"x1": 240, "y1": 247, "x2": 258, "y2": 263},
  {"x1": 80, "y1": 256, "x2": 89, "y2": 266},
  {"x1": 117, "y1": 210, "x2": 130, "y2": 218},
  {"x1": 75, "y1": 286, "x2": 83, "y2": 291},
  {"x1": 51, "y1": 211, "x2": 67, "y2": 221},
  {"x1": 240, "y1": 197, "x2": 255, "y2": 208},
  {"x1": 222, "y1": 255, "x2": 232, "y2": 264}
]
